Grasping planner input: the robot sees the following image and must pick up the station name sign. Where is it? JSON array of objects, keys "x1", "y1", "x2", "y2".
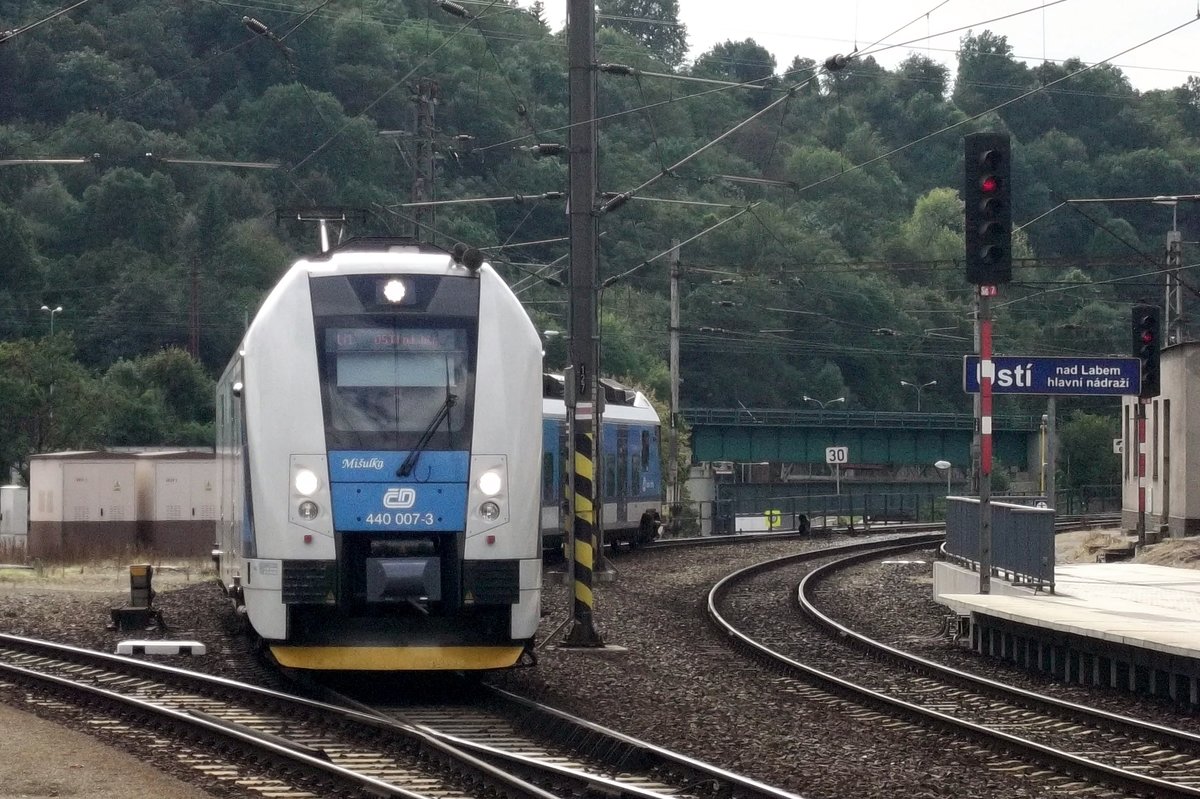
[{"x1": 962, "y1": 356, "x2": 1141, "y2": 396}]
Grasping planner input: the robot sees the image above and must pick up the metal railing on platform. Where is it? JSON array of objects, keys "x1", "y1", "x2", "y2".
[{"x1": 944, "y1": 496, "x2": 1056, "y2": 590}]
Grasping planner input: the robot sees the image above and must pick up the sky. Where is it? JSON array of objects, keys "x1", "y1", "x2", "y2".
[{"x1": 526, "y1": 0, "x2": 1200, "y2": 92}]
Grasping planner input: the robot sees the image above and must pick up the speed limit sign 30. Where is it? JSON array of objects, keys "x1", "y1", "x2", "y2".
[{"x1": 825, "y1": 446, "x2": 848, "y2": 465}]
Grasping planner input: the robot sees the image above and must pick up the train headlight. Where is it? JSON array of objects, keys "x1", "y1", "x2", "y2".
[
  {"x1": 298, "y1": 500, "x2": 320, "y2": 520},
  {"x1": 382, "y1": 279, "x2": 407, "y2": 303},
  {"x1": 479, "y1": 501, "x2": 501, "y2": 521},
  {"x1": 294, "y1": 468, "x2": 320, "y2": 496},
  {"x1": 477, "y1": 470, "x2": 503, "y2": 497}
]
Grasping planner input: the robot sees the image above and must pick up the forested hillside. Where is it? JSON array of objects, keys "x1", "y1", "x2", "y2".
[{"x1": 1, "y1": 0, "x2": 1197, "y2": 473}]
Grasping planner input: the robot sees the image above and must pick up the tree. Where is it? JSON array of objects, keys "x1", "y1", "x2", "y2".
[
  {"x1": 79, "y1": 168, "x2": 182, "y2": 254},
  {"x1": 102, "y1": 348, "x2": 214, "y2": 445},
  {"x1": 1058, "y1": 411, "x2": 1119, "y2": 504},
  {"x1": 895, "y1": 54, "x2": 949, "y2": 102},
  {"x1": 0, "y1": 203, "x2": 43, "y2": 334},
  {"x1": 892, "y1": 187, "x2": 962, "y2": 279},
  {"x1": 529, "y1": 1, "x2": 547, "y2": 27},
  {"x1": 0, "y1": 337, "x2": 106, "y2": 480},
  {"x1": 954, "y1": 31, "x2": 1027, "y2": 114},
  {"x1": 691, "y1": 39, "x2": 777, "y2": 104},
  {"x1": 598, "y1": 0, "x2": 688, "y2": 67}
]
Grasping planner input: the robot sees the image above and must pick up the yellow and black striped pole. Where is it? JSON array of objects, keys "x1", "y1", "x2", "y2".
[
  {"x1": 562, "y1": 0, "x2": 604, "y2": 648},
  {"x1": 564, "y1": 429, "x2": 603, "y2": 645}
]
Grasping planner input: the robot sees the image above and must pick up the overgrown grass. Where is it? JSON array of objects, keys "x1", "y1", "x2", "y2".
[{"x1": 0, "y1": 558, "x2": 216, "y2": 588}]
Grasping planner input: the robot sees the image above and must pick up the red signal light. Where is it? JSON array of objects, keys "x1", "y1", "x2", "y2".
[
  {"x1": 1141, "y1": 330, "x2": 1155, "y2": 344},
  {"x1": 980, "y1": 175, "x2": 998, "y2": 193}
]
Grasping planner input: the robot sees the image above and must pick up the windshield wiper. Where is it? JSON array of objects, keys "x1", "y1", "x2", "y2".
[{"x1": 398, "y1": 393, "x2": 457, "y2": 477}]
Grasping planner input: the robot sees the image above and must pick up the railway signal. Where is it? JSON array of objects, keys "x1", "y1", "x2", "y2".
[
  {"x1": 964, "y1": 133, "x2": 1012, "y2": 285},
  {"x1": 1132, "y1": 304, "x2": 1161, "y2": 398}
]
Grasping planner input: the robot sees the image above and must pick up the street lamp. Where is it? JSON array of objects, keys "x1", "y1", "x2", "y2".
[
  {"x1": 39, "y1": 305, "x2": 63, "y2": 335},
  {"x1": 900, "y1": 379, "x2": 936, "y2": 411},
  {"x1": 934, "y1": 460, "x2": 952, "y2": 495},
  {"x1": 802, "y1": 395, "x2": 845, "y2": 410}
]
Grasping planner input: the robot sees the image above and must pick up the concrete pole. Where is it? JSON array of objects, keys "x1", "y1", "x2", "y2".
[
  {"x1": 978, "y1": 287, "x2": 994, "y2": 594},
  {"x1": 1045, "y1": 397, "x2": 1056, "y2": 511},
  {"x1": 563, "y1": 0, "x2": 604, "y2": 647},
  {"x1": 668, "y1": 242, "x2": 680, "y2": 515}
]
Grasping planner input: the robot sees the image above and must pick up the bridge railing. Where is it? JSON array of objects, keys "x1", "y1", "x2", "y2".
[
  {"x1": 944, "y1": 496, "x2": 1055, "y2": 590},
  {"x1": 681, "y1": 407, "x2": 1043, "y2": 431}
]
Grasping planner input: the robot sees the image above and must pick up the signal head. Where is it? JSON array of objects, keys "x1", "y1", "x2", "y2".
[
  {"x1": 963, "y1": 132, "x2": 1012, "y2": 285},
  {"x1": 1132, "y1": 304, "x2": 1162, "y2": 398}
]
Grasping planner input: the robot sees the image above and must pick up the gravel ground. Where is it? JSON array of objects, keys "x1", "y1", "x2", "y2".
[
  {"x1": 2, "y1": 532, "x2": 1198, "y2": 799},
  {"x1": 498, "y1": 537, "x2": 1105, "y2": 799}
]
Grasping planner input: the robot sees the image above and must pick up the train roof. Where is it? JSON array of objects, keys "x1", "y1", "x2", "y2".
[
  {"x1": 282, "y1": 237, "x2": 504, "y2": 280},
  {"x1": 308, "y1": 237, "x2": 450, "y2": 259},
  {"x1": 542, "y1": 374, "x2": 660, "y2": 424},
  {"x1": 543, "y1": 373, "x2": 649, "y2": 407}
]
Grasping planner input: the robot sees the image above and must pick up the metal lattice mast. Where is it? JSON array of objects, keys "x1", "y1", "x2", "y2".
[
  {"x1": 1165, "y1": 227, "x2": 1183, "y2": 344},
  {"x1": 412, "y1": 80, "x2": 438, "y2": 240}
]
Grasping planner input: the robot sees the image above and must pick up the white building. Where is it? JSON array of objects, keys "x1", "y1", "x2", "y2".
[{"x1": 1121, "y1": 342, "x2": 1200, "y2": 539}]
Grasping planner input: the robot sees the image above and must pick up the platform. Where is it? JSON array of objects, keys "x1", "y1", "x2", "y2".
[{"x1": 935, "y1": 561, "x2": 1200, "y2": 704}]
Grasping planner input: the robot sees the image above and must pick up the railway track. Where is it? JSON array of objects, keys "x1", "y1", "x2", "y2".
[
  {"x1": 0, "y1": 632, "x2": 800, "y2": 799},
  {"x1": 708, "y1": 533, "x2": 1200, "y2": 798},
  {"x1": 0, "y1": 633, "x2": 571, "y2": 798},
  {"x1": 306, "y1": 678, "x2": 804, "y2": 799}
]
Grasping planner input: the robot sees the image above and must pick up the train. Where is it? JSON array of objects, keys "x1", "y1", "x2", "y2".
[
  {"x1": 213, "y1": 238, "x2": 544, "y2": 671},
  {"x1": 540, "y1": 374, "x2": 664, "y2": 553}
]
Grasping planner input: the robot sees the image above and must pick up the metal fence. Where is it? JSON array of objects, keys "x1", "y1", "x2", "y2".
[
  {"x1": 664, "y1": 486, "x2": 1116, "y2": 542},
  {"x1": 668, "y1": 491, "x2": 950, "y2": 537},
  {"x1": 1055, "y1": 486, "x2": 1121, "y2": 516},
  {"x1": 944, "y1": 496, "x2": 1056, "y2": 589}
]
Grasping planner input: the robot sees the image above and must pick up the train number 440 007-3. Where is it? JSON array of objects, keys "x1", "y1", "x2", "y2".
[{"x1": 364, "y1": 512, "x2": 436, "y2": 526}]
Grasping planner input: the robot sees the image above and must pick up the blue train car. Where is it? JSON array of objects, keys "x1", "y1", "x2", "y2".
[{"x1": 540, "y1": 375, "x2": 663, "y2": 553}]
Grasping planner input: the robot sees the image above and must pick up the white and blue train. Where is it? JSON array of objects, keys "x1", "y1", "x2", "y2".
[
  {"x1": 214, "y1": 238, "x2": 543, "y2": 671},
  {"x1": 540, "y1": 375, "x2": 663, "y2": 553}
]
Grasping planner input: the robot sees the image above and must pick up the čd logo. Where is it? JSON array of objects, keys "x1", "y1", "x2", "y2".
[{"x1": 383, "y1": 487, "x2": 417, "y2": 509}]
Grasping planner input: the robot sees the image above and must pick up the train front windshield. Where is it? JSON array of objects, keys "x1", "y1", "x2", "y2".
[{"x1": 319, "y1": 324, "x2": 476, "y2": 450}]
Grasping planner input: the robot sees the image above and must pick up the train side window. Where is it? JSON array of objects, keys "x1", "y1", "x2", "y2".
[{"x1": 542, "y1": 452, "x2": 555, "y2": 502}]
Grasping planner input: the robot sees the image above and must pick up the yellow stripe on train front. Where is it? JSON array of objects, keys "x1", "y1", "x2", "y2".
[{"x1": 270, "y1": 645, "x2": 525, "y2": 671}]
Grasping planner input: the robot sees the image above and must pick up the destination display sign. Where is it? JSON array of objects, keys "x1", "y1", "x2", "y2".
[
  {"x1": 962, "y1": 356, "x2": 1141, "y2": 396},
  {"x1": 327, "y1": 327, "x2": 463, "y2": 353}
]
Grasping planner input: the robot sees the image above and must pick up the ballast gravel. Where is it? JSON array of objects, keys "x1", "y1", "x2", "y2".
[{"x1": 2, "y1": 534, "x2": 1196, "y2": 799}]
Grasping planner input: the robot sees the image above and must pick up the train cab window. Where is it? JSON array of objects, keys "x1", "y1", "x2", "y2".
[
  {"x1": 641, "y1": 430, "x2": 651, "y2": 468},
  {"x1": 317, "y1": 325, "x2": 475, "y2": 448}
]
